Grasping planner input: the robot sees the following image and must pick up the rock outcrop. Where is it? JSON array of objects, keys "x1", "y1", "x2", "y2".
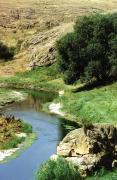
[
  {"x1": 57, "y1": 125, "x2": 117, "y2": 176},
  {"x1": 22, "y1": 23, "x2": 73, "y2": 69}
]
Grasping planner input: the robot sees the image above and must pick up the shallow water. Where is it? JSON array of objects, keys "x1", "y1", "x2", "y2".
[{"x1": 0, "y1": 90, "x2": 66, "y2": 180}]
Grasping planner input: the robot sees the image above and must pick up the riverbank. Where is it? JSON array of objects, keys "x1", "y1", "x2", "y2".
[{"x1": 0, "y1": 113, "x2": 35, "y2": 162}]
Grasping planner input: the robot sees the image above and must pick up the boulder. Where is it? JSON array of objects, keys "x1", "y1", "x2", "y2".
[{"x1": 57, "y1": 125, "x2": 117, "y2": 176}]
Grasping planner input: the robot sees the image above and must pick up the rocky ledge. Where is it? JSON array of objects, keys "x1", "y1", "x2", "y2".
[{"x1": 56, "y1": 125, "x2": 117, "y2": 176}]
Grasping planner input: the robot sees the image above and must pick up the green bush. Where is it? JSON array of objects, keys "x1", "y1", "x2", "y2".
[
  {"x1": 36, "y1": 158, "x2": 82, "y2": 180},
  {"x1": 57, "y1": 13, "x2": 117, "y2": 84}
]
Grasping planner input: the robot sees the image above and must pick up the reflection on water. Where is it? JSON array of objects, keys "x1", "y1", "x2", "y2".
[
  {"x1": 0, "y1": 90, "x2": 67, "y2": 180},
  {"x1": 14, "y1": 90, "x2": 57, "y2": 112}
]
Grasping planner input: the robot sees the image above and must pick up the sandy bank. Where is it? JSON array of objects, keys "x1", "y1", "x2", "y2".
[
  {"x1": 49, "y1": 103, "x2": 65, "y2": 116},
  {"x1": 0, "y1": 148, "x2": 19, "y2": 161}
]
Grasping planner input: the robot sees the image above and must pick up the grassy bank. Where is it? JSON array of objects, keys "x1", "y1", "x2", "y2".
[
  {"x1": 0, "y1": 64, "x2": 117, "y2": 125},
  {"x1": 56, "y1": 83, "x2": 117, "y2": 125}
]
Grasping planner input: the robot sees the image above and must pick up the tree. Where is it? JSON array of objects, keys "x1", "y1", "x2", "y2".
[{"x1": 57, "y1": 13, "x2": 117, "y2": 84}]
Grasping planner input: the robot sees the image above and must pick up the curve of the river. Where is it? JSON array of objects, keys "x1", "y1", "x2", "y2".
[{"x1": 0, "y1": 90, "x2": 66, "y2": 180}]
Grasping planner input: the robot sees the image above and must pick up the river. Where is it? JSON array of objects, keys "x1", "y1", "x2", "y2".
[{"x1": 0, "y1": 90, "x2": 67, "y2": 180}]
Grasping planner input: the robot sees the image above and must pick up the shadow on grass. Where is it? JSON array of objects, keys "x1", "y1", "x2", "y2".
[{"x1": 72, "y1": 79, "x2": 117, "y2": 93}]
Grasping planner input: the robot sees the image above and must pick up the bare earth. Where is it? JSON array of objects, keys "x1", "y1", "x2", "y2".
[{"x1": 0, "y1": 0, "x2": 117, "y2": 76}]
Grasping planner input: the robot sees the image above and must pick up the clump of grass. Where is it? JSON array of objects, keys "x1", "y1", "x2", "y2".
[
  {"x1": 36, "y1": 157, "x2": 81, "y2": 180},
  {"x1": 2, "y1": 136, "x2": 25, "y2": 150}
]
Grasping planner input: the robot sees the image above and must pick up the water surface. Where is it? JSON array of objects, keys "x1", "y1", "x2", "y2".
[{"x1": 0, "y1": 90, "x2": 66, "y2": 180}]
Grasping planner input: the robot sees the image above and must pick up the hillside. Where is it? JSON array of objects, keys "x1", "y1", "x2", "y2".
[{"x1": 0, "y1": 0, "x2": 117, "y2": 76}]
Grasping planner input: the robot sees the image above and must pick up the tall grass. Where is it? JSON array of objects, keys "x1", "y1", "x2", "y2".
[{"x1": 36, "y1": 158, "x2": 82, "y2": 180}]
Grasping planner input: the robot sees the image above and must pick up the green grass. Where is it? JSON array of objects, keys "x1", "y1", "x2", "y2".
[
  {"x1": 36, "y1": 157, "x2": 81, "y2": 180},
  {"x1": 58, "y1": 82, "x2": 117, "y2": 125}
]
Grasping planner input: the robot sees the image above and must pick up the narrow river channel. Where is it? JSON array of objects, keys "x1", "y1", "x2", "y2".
[{"x1": 0, "y1": 90, "x2": 66, "y2": 180}]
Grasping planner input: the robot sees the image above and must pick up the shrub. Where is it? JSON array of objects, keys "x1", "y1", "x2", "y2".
[
  {"x1": 0, "y1": 42, "x2": 15, "y2": 60},
  {"x1": 36, "y1": 157, "x2": 82, "y2": 180},
  {"x1": 57, "y1": 13, "x2": 117, "y2": 84},
  {"x1": 21, "y1": 122, "x2": 32, "y2": 134}
]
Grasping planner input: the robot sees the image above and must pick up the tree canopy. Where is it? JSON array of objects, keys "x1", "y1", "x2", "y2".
[{"x1": 57, "y1": 13, "x2": 117, "y2": 84}]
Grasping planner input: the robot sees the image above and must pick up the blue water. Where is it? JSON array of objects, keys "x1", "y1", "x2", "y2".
[{"x1": 0, "y1": 91, "x2": 65, "y2": 180}]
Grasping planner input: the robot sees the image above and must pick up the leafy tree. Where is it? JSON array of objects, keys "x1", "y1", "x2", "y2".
[{"x1": 57, "y1": 13, "x2": 117, "y2": 84}]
